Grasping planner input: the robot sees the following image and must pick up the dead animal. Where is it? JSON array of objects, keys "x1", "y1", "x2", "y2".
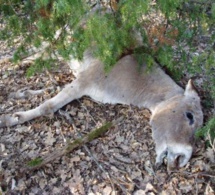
[{"x1": 0, "y1": 50, "x2": 203, "y2": 170}]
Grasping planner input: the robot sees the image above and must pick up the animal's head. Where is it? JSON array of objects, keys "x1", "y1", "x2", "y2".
[{"x1": 150, "y1": 80, "x2": 203, "y2": 170}]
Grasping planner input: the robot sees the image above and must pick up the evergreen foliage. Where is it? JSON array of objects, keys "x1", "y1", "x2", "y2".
[
  {"x1": 0, "y1": 0, "x2": 215, "y2": 142},
  {"x1": 196, "y1": 117, "x2": 215, "y2": 147}
]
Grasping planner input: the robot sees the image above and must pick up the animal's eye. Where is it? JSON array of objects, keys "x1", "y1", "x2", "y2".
[{"x1": 186, "y1": 112, "x2": 194, "y2": 125}]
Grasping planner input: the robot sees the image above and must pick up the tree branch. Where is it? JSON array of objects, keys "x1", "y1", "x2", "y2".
[{"x1": 25, "y1": 117, "x2": 124, "y2": 171}]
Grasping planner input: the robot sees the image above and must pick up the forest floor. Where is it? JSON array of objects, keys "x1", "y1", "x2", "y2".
[{"x1": 0, "y1": 43, "x2": 215, "y2": 195}]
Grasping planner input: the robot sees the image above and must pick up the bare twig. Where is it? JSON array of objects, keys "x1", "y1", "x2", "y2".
[
  {"x1": 170, "y1": 170, "x2": 215, "y2": 178},
  {"x1": 207, "y1": 131, "x2": 215, "y2": 151},
  {"x1": 8, "y1": 87, "x2": 54, "y2": 99}
]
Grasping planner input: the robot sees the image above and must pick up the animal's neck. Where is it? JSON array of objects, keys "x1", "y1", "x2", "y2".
[
  {"x1": 132, "y1": 66, "x2": 184, "y2": 113},
  {"x1": 142, "y1": 88, "x2": 184, "y2": 114}
]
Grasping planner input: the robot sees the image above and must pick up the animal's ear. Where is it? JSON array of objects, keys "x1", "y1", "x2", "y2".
[{"x1": 184, "y1": 79, "x2": 198, "y2": 97}]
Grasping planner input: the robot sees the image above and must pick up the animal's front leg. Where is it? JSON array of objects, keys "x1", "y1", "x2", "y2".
[{"x1": 0, "y1": 80, "x2": 85, "y2": 127}]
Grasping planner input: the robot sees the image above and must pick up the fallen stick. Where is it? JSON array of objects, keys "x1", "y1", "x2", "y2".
[
  {"x1": 8, "y1": 87, "x2": 54, "y2": 99},
  {"x1": 25, "y1": 116, "x2": 124, "y2": 171}
]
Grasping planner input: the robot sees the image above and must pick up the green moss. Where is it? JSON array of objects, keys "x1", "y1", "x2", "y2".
[
  {"x1": 66, "y1": 138, "x2": 83, "y2": 152},
  {"x1": 27, "y1": 157, "x2": 43, "y2": 167},
  {"x1": 87, "y1": 122, "x2": 112, "y2": 142},
  {"x1": 65, "y1": 122, "x2": 112, "y2": 152}
]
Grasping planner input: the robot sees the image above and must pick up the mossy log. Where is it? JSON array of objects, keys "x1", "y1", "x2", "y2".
[{"x1": 26, "y1": 117, "x2": 123, "y2": 171}]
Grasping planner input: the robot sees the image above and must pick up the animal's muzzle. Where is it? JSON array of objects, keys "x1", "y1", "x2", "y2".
[
  {"x1": 157, "y1": 144, "x2": 193, "y2": 170},
  {"x1": 167, "y1": 151, "x2": 190, "y2": 171}
]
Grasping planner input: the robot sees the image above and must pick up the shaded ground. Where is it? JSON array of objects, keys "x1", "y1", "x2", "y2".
[{"x1": 0, "y1": 46, "x2": 215, "y2": 195}]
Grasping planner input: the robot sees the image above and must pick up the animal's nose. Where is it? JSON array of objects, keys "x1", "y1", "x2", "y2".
[
  {"x1": 167, "y1": 153, "x2": 184, "y2": 170},
  {"x1": 167, "y1": 146, "x2": 193, "y2": 171}
]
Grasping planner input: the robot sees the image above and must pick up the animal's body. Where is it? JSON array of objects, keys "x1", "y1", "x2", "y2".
[{"x1": 0, "y1": 50, "x2": 203, "y2": 169}]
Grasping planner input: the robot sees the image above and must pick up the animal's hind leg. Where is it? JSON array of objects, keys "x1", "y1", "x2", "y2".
[{"x1": 0, "y1": 79, "x2": 85, "y2": 128}]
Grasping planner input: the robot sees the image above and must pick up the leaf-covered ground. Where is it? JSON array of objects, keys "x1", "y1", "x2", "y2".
[{"x1": 0, "y1": 41, "x2": 215, "y2": 195}]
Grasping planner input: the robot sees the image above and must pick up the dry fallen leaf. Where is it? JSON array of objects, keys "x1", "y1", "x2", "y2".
[
  {"x1": 102, "y1": 185, "x2": 112, "y2": 195},
  {"x1": 205, "y1": 182, "x2": 215, "y2": 195},
  {"x1": 133, "y1": 189, "x2": 145, "y2": 195},
  {"x1": 178, "y1": 181, "x2": 193, "y2": 193},
  {"x1": 45, "y1": 131, "x2": 56, "y2": 146},
  {"x1": 64, "y1": 169, "x2": 84, "y2": 194},
  {"x1": 204, "y1": 148, "x2": 215, "y2": 163}
]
